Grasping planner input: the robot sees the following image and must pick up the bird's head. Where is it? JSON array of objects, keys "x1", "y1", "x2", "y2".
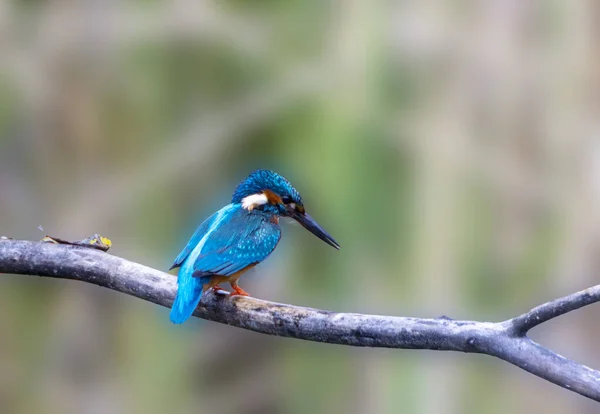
[{"x1": 232, "y1": 169, "x2": 340, "y2": 249}]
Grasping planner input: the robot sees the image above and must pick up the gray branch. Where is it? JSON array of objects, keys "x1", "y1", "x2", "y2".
[{"x1": 1, "y1": 239, "x2": 600, "y2": 402}]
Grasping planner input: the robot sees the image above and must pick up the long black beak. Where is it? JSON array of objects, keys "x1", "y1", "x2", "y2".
[{"x1": 289, "y1": 208, "x2": 340, "y2": 250}]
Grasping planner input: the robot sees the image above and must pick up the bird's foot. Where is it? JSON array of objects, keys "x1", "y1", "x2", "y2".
[
  {"x1": 230, "y1": 285, "x2": 250, "y2": 297},
  {"x1": 211, "y1": 285, "x2": 226, "y2": 294}
]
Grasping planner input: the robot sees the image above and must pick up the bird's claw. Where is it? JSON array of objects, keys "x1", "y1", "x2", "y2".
[
  {"x1": 211, "y1": 285, "x2": 226, "y2": 294},
  {"x1": 230, "y1": 285, "x2": 250, "y2": 297}
]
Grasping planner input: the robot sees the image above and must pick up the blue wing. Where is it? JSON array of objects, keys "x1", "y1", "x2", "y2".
[
  {"x1": 193, "y1": 207, "x2": 281, "y2": 277},
  {"x1": 169, "y1": 212, "x2": 218, "y2": 270},
  {"x1": 169, "y1": 209, "x2": 226, "y2": 270},
  {"x1": 170, "y1": 204, "x2": 240, "y2": 324}
]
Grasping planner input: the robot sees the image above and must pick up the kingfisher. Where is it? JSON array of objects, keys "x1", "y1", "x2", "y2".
[{"x1": 169, "y1": 169, "x2": 340, "y2": 324}]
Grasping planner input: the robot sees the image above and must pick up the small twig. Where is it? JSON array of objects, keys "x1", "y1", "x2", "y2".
[
  {"x1": 509, "y1": 285, "x2": 600, "y2": 335},
  {"x1": 41, "y1": 234, "x2": 113, "y2": 252},
  {"x1": 1, "y1": 239, "x2": 600, "y2": 402}
]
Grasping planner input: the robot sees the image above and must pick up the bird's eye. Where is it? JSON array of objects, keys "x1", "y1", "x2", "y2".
[{"x1": 281, "y1": 195, "x2": 292, "y2": 204}]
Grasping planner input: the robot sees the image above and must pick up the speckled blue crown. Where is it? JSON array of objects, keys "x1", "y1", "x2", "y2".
[{"x1": 231, "y1": 169, "x2": 302, "y2": 205}]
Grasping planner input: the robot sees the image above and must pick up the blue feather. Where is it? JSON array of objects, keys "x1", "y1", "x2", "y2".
[
  {"x1": 170, "y1": 210, "x2": 218, "y2": 270},
  {"x1": 169, "y1": 169, "x2": 338, "y2": 325},
  {"x1": 170, "y1": 275, "x2": 208, "y2": 324},
  {"x1": 170, "y1": 204, "x2": 281, "y2": 324},
  {"x1": 231, "y1": 169, "x2": 302, "y2": 205},
  {"x1": 193, "y1": 207, "x2": 281, "y2": 277},
  {"x1": 169, "y1": 204, "x2": 237, "y2": 324}
]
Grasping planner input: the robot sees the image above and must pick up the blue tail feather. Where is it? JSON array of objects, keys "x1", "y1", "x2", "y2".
[{"x1": 170, "y1": 270, "x2": 209, "y2": 324}]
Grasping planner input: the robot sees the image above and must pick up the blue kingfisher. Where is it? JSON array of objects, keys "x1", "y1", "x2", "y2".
[{"x1": 169, "y1": 169, "x2": 340, "y2": 324}]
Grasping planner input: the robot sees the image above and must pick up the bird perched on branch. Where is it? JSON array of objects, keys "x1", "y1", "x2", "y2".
[{"x1": 169, "y1": 169, "x2": 340, "y2": 324}]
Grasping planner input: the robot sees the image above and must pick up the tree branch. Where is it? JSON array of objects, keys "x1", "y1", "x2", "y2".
[
  {"x1": 509, "y1": 285, "x2": 600, "y2": 335},
  {"x1": 1, "y1": 239, "x2": 600, "y2": 401}
]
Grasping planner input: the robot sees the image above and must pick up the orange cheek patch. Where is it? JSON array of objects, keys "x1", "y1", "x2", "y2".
[{"x1": 263, "y1": 189, "x2": 282, "y2": 205}]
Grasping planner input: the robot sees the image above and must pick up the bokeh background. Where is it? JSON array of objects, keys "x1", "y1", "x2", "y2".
[{"x1": 1, "y1": 1, "x2": 600, "y2": 413}]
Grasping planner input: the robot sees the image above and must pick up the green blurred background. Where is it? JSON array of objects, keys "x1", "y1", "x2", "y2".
[{"x1": 1, "y1": 1, "x2": 600, "y2": 413}]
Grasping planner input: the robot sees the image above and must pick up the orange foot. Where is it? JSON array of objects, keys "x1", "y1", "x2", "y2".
[{"x1": 230, "y1": 284, "x2": 250, "y2": 297}]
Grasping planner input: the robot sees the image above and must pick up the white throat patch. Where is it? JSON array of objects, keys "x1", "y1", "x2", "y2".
[{"x1": 241, "y1": 193, "x2": 269, "y2": 210}]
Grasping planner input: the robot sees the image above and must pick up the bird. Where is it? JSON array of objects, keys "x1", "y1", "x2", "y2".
[{"x1": 169, "y1": 169, "x2": 340, "y2": 324}]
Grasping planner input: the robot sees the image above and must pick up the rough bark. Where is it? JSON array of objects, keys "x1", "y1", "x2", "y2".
[{"x1": 1, "y1": 239, "x2": 599, "y2": 401}]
